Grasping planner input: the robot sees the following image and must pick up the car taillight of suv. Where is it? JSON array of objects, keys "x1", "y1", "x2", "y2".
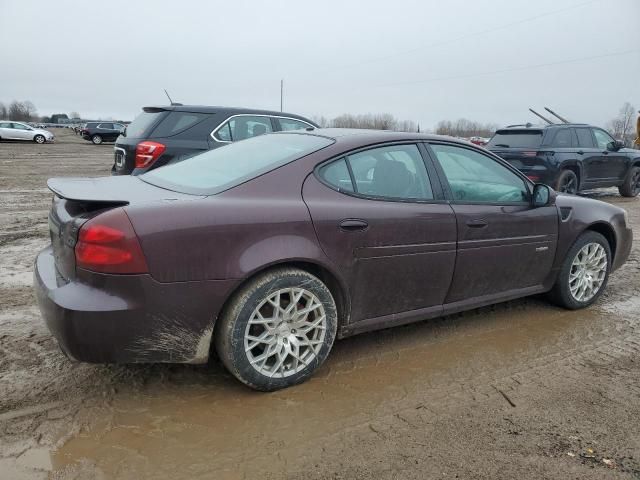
[{"x1": 135, "y1": 141, "x2": 166, "y2": 169}]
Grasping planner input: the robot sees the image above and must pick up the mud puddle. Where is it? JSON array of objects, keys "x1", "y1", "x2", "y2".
[{"x1": 51, "y1": 299, "x2": 614, "y2": 479}]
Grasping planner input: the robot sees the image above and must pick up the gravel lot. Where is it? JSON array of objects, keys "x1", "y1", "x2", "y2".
[{"x1": 0, "y1": 130, "x2": 639, "y2": 479}]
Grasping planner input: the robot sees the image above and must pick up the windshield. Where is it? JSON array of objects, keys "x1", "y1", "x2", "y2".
[
  {"x1": 141, "y1": 133, "x2": 334, "y2": 195},
  {"x1": 487, "y1": 130, "x2": 543, "y2": 149}
]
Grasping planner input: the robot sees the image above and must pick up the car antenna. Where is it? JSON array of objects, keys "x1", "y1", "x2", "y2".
[
  {"x1": 544, "y1": 107, "x2": 570, "y2": 124},
  {"x1": 163, "y1": 89, "x2": 182, "y2": 106},
  {"x1": 529, "y1": 108, "x2": 554, "y2": 125}
]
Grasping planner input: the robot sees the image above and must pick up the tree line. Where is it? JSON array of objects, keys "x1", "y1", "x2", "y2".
[{"x1": 2, "y1": 99, "x2": 637, "y2": 145}]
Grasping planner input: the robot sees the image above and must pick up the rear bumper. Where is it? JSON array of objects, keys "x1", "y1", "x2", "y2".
[{"x1": 34, "y1": 246, "x2": 238, "y2": 364}]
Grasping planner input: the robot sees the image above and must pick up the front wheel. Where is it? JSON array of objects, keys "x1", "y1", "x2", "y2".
[
  {"x1": 555, "y1": 169, "x2": 579, "y2": 194},
  {"x1": 215, "y1": 267, "x2": 338, "y2": 391},
  {"x1": 91, "y1": 134, "x2": 103, "y2": 145},
  {"x1": 618, "y1": 166, "x2": 640, "y2": 197},
  {"x1": 34, "y1": 134, "x2": 45, "y2": 144},
  {"x1": 549, "y1": 231, "x2": 611, "y2": 310}
]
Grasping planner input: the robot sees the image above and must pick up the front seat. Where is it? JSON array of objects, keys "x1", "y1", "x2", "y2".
[{"x1": 371, "y1": 159, "x2": 414, "y2": 198}]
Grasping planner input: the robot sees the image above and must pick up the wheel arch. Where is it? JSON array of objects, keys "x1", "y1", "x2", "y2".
[
  {"x1": 215, "y1": 258, "x2": 351, "y2": 334},
  {"x1": 584, "y1": 221, "x2": 617, "y2": 261},
  {"x1": 559, "y1": 161, "x2": 583, "y2": 187}
]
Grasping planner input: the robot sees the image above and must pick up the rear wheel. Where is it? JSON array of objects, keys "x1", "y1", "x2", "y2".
[
  {"x1": 555, "y1": 169, "x2": 579, "y2": 194},
  {"x1": 215, "y1": 267, "x2": 338, "y2": 391},
  {"x1": 34, "y1": 134, "x2": 45, "y2": 144},
  {"x1": 91, "y1": 134, "x2": 103, "y2": 145},
  {"x1": 618, "y1": 166, "x2": 640, "y2": 197},
  {"x1": 549, "y1": 231, "x2": 611, "y2": 310}
]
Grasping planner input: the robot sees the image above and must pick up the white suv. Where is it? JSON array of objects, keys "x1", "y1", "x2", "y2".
[{"x1": 0, "y1": 121, "x2": 54, "y2": 143}]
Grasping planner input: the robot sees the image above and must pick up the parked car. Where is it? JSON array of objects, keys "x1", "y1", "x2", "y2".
[
  {"x1": 80, "y1": 122, "x2": 126, "y2": 145},
  {"x1": 35, "y1": 129, "x2": 632, "y2": 390},
  {"x1": 487, "y1": 123, "x2": 640, "y2": 197},
  {"x1": 112, "y1": 105, "x2": 318, "y2": 175},
  {"x1": 0, "y1": 121, "x2": 54, "y2": 143}
]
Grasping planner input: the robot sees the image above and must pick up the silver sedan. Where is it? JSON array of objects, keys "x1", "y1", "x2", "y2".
[{"x1": 0, "y1": 121, "x2": 54, "y2": 143}]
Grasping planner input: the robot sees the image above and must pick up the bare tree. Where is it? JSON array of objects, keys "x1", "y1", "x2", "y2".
[
  {"x1": 325, "y1": 113, "x2": 418, "y2": 132},
  {"x1": 0, "y1": 102, "x2": 7, "y2": 119},
  {"x1": 606, "y1": 102, "x2": 635, "y2": 145},
  {"x1": 435, "y1": 118, "x2": 498, "y2": 138},
  {"x1": 69, "y1": 111, "x2": 81, "y2": 120},
  {"x1": 7, "y1": 100, "x2": 38, "y2": 122}
]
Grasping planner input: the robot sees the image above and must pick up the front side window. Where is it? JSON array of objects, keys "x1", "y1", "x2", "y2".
[
  {"x1": 323, "y1": 145, "x2": 434, "y2": 200},
  {"x1": 431, "y1": 144, "x2": 528, "y2": 204},
  {"x1": 213, "y1": 116, "x2": 273, "y2": 142},
  {"x1": 13, "y1": 123, "x2": 30, "y2": 130},
  {"x1": 593, "y1": 129, "x2": 614, "y2": 150},
  {"x1": 574, "y1": 128, "x2": 595, "y2": 148},
  {"x1": 141, "y1": 133, "x2": 333, "y2": 195},
  {"x1": 279, "y1": 118, "x2": 311, "y2": 131}
]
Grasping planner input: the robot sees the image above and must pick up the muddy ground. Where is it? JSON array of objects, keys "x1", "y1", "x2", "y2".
[{"x1": 0, "y1": 129, "x2": 639, "y2": 479}]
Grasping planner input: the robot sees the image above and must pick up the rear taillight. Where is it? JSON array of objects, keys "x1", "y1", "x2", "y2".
[
  {"x1": 135, "y1": 141, "x2": 166, "y2": 169},
  {"x1": 526, "y1": 174, "x2": 541, "y2": 182},
  {"x1": 75, "y1": 208, "x2": 148, "y2": 274}
]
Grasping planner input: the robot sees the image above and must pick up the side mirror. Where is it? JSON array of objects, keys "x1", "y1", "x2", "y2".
[
  {"x1": 532, "y1": 183, "x2": 554, "y2": 207},
  {"x1": 607, "y1": 140, "x2": 625, "y2": 151}
]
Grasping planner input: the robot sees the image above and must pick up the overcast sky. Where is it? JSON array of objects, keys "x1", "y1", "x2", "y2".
[{"x1": 1, "y1": 0, "x2": 638, "y2": 129}]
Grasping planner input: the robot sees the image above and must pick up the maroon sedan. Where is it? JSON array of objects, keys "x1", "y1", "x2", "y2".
[{"x1": 34, "y1": 129, "x2": 632, "y2": 390}]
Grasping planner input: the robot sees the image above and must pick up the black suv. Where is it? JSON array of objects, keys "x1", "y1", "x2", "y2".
[
  {"x1": 112, "y1": 105, "x2": 318, "y2": 175},
  {"x1": 487, "y1": 123, "x2": 640, "y2": 197},
  {"x1": 81, "y1": 122, "x2": 126, "y2": 145}
]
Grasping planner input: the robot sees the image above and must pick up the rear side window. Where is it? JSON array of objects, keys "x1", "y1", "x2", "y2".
[
  {"x1": 99, "y1": 123, "x2": 114, "y2": 129},
  {"x1": 487, "y1": 130, "x2": 543, "y2": 149},
  {"x1": 552, "y1": 129, "x2": 573, "y2": 148},
  {"x1": 213, "y1": 116, "x2": 273, "y2": 142},
  {"x1": 278, "y1": 118, "x2": 312, "y2": 131},
  {"x1": 126, "y1": 111, "x2": 166, "y2": 138},
  {"x1": 319, "y1": 158, "x2": 354, "y2": 192},
  {"x1": 320, "y1": 145, "x2": 433, "y2": 201},
  {"x1": 152, "y1": 112, "x2": 207, "y2": 137},
  {"x1": 574, "y1": 128, "x2": 595, "y2": 148}
]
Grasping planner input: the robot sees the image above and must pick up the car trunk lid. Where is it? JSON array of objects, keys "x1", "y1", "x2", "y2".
[{"x1": 47, "y1": 176, "x2": 200, "y2": 281}]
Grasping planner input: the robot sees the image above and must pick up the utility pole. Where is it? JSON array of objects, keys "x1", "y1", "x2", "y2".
[{"x1": 280, "y1": 79, "x2": 283, "y2": 112}]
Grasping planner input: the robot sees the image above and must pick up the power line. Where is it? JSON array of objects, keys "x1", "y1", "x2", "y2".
[
  {"x1": 305, "y1": 0, "x2": 601, "y2": 77},
  {"x1": 374, "y1": 48, "x2": 639, "y2": 88}
]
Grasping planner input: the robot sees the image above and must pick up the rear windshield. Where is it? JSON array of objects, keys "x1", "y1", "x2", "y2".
[
  {"x1": 152, "y1": 111, "x2": 208, "y2": 137},
  {"x1": 487, "y1": 130, "x2": 543, "y2": 149},
  {"x1": 125, "y1": 111, "x2": 166, "y2": 138},
  {"x1": 140, "y1": 133, "x2": 334, "y2": 195}
]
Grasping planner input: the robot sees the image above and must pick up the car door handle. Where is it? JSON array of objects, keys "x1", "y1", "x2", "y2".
[
  {"x1": 339, "y1": 219, "x2": 369, "y2": 231},
  {"x1": 577, "y1": 150, "x2": 584, "y2": 155},
  {"x1": 466, "y1": 219, "x2": 488, "y2": 228}
]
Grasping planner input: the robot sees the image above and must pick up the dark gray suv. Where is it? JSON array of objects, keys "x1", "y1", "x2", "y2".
[{"x1": 112, "y1": 105, "x2": 318, "y2": 175}]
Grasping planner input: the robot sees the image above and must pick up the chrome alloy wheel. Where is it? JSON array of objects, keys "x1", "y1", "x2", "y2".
[
  {"x1": 244, "y1": 287, "x2": 327, "y2": 378},
  {"x1": 569, "y1": 242, "x2": 607, "y2": 302}
]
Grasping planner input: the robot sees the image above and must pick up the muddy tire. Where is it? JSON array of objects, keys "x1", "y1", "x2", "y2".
[
  {"x1": 33, "y1": 134, "x2": 45, "y2": 144},
  {"x1": 555, "y1": 169, "x2": 579, "y2": 194},
  {"x1": 549, "y1": 231, "x2": 611, "y2": 310},
  {"x1": 215, "y1": 267, "x2": 338, "y2": 391},
  {"x1": 618, "y1": 166, "x2": 640, "y2": 198},
  {"x1": 91, "y1": 134, "x2": 103, "y2": 145}
]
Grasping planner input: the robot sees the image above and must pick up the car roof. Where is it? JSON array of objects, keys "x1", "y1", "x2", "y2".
[
  {"x1": 276, "y1": 127, "x2": 478, "y2": 147},
  {"x1": 498, "y1": 123, "x2": 591, "y2": 131},
  {"x1": 143, "y1": 105, "x2": 315, "y2": 122}
]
